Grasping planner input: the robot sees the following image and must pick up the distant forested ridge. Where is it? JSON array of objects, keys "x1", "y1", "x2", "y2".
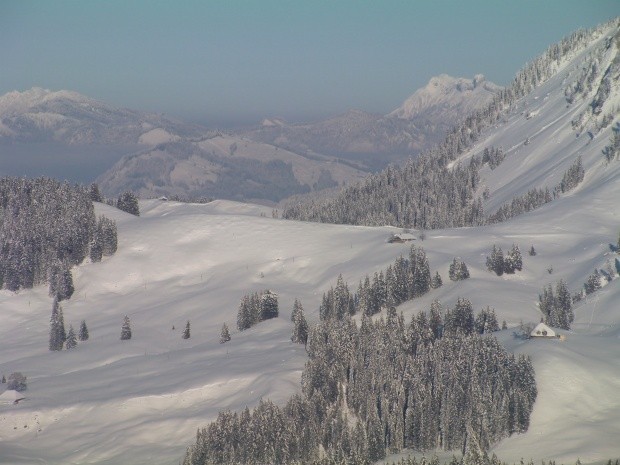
[
  {"x1": 283, "y1": 21, "x2": 614, "y2": 229},
  {"x1": 0, "y1": 177, "x2": 115, "y2": 294}
]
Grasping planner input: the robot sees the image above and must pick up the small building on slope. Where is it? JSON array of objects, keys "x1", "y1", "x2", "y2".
[
  {"x1": 530, "y1": 322, "x2": 556, "y2": 338},
  {"x1": 0, "y1": 389, "x2": 26, "y2": 405},
  {"x1": 388, "y1": 233, "x2": 416, "y2": 243}
]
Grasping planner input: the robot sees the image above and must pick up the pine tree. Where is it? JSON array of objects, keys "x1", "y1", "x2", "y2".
[
  {"x1": 487, "y1": 245, "x2": 504, "y2": 276},
  {"x1": 182, "y1": 320, "x2": 191, "y2": 339},
  {"x1": 121, "y1": 315, "x2": 132, "y2": 340},
  {"x1": 291, "y1": 304, "x2": 309, "y2": 345},
  {"x1": 260, "y1": 290, "x2": 279, "y2": 320},
  {"x1": 89, "y1": 183, "x2": 103, "y2": 202},
  {"x1": 49, "y1": 299, "x2": 66, "y2": 351},
  {"x1": 65, "y1": 324, "x2": 77, "y2": 349},
  {"x1": 430, "y1": 271, "x2": 443, "y2": 289},
  {"x1": 529, "y1": 245, "x2": 537, "y2": 256},
  {"x1": 584, "y1": 270, "x2": 602, "y2": 295},
  {"x1": 78, "y1": 320, "x2": 89, "y2": 341},
  {"x1": 291, "y1": 298, "x2": 303, "y2": 322},
  {"x1": 117, "y1": 191, "x2": 140, "y2": 216},
  {"x1": 220, "y1": 323, "x2": 231, "y2": 344}
]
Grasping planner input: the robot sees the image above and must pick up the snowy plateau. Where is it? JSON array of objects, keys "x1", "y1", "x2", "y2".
[{"x1": 1, "y1": 20, "x2": 620, "y2": 465}]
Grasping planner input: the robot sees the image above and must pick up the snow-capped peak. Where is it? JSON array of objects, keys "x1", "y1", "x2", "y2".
[
  {"x1": 0, "y1": 87, "x2": 94, "y2": 116},
  {"x1": 388, "y1": 74, "x2": 502, "y2": 120}
]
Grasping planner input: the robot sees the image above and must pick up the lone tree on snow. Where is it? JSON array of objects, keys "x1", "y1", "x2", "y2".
[
  {"x1": 65, "y1": 325, "x2": 78, "y2": 350},
  {"x1": 49, "y1": 298, "x2": 66, "y2": 351},
  {"x1": 79, "y1": 320, "x2": 89, "y2": 341},
  {"x1": 121, "y1": 316, "x2": 132, "y2": 340},
  {"x1": 182, "y1": 321, "x2": 191, "y2": 340},
  {"x1": 220, "y1": 323, "x2": 231, "y2": 344}
]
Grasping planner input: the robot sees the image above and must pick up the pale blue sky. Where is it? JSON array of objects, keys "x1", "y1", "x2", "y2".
[{"x1": 1, "y1": 1, "x2": 617, "y2": 126}]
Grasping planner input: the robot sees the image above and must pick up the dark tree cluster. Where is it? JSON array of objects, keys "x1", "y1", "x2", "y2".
[
  {"x1": 183, "y1": 302, "x2": 535, "y2": 465},
  {"x1": 449, "y1": 258, "x2": 470, "y2": 281},
  {"x1": 0, "y1": 177, "x2": 105, "y2": 294},
  {"x1": 236, "y1": 290, "x2": 279, "y2": 331},
  {"x1": 320, "y1": 245, "x2": 435, "y2": 321},
  {"x1": 116, "y1": 191, "x2": 140, "y2": 216},
  {"x1": 583, "y1": 269, "x2": 603, "y2": 295},
  {"x1": 49, "y1": 298, "x2": 89, "y2": 351},
  {"x1": 539, "y1": 280, "x2": 573, "y2": 330},
  {"x1": 283, "y1": 155, "x2": 485, "y2": 230},
  {"x1": 486, "y1": 244, "x2": 523, "y2": 276},
  {"x1": 489, "y1": 152, "x2": 587, "y2": 225},
  {"x1": 7, "y1": 372, "x2": 27, "y2": 392},
  {"x1": 487, "y1": 187, "x2": 554, "y2": 224},
  {"x1": 90, "y1": 216, "x2": 118, "y2": 263},
  {"x1": 481, "y1": 146, "x2": 506, "y2": 170},
  {"x1": 602, "y1": 122, "x2": 620, "y2": 163},
  {"x1": 558, "y1": 156, "x2": 585, "y2": 194}
]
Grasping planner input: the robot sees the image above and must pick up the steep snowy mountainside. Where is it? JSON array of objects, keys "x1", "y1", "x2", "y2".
[
  {"x1": 0, "y1": 87, "x2": 205, "y2": 145},
  {"x1": 97, "y1": 134, "x2": 366, "y2": 203},
  {"x1": 456, "y1": 22, "x2": 620, "y2": 215},
  {"x1": 244, "y1": 74, "x2": 500, "y2": 167}
]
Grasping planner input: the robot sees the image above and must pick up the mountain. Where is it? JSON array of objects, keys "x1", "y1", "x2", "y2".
[
  {"x1": 0, "y1": 87, "x2": 204, "y2": 145},
  {"x1": 1, "y1": 19, "x2": 619, "y2": 465},
  {"x1": 243, "y1": 74, "x2": 501, "y2": 168},
  {"x1": 97, "y1": 134, "x2": 367, "y2": 204},
  {"x1": 388, "y1": 73, "x2": 501, "y2": 121}
]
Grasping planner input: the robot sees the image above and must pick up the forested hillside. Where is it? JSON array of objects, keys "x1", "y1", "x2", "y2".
[{"x1": 283, "y1": 20, "x2": 620, "y2": 229}]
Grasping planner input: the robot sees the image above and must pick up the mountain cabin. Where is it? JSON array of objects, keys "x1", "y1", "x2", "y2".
[
  {"x1": 530, "y1": 322, "x2": 556, "y2": 338},
  {"x1": 388, "y1": 233, "x2": 416, "y2": 243}
]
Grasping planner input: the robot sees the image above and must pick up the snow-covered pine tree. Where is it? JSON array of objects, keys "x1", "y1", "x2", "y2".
[
  {"x1": 78, "y1": 320, "x2": 89, "y2": 341},
  {"x1": 48, "y1": 298, "x2": 66, "y2": 351},
  {"x1": 529, "y1": 245, "x2": 537, "y2": 256},
  {"x1": 237, "y1": 295, "x2": 252, "y2": 331},
  {"x1": 487, "y1": 245, "x2": 504, "y2": 276},
  {"x1": 182, "y1": 320, "x2": 191, "y2": 339},
  {"x1": 99, "y1": 216, "x2": 118, "y2": 256},
  {"x1": 120, "y1": 315, "x2": 132, "y2": 340},
  {"x1": 475, "y1": 306, "x2": 500, "y2": 334},
  {"x1": 291, "y1": 298, "x2": 303, "y2": 322},
  {"x1": 89, "y1": 183, "x2": 103, "y2": 202},
  {"x1": 449, "y1": 258, "x2": 470, "y2": 281},
  {"x1": 260, "y1": 290, "x2": 279, "y2": 320},
  {"x1": 65, "y1": 324, "x2": 77, "y2": 349},
  {"x1": 431, "y1": 271, "x2": 443, "y2": 289},
  {"x1": 117, "y1": 191, "x2": 140, "y2": 216},
  {"x1": 291, "y1": 303, "x2": 309, "y2": 345},
  {"x1": 584, "y1": 269, "x2": 602, "y2": 295},
  {"x1": 219, "y1": 323, "x2": 231, "y2": 344}
]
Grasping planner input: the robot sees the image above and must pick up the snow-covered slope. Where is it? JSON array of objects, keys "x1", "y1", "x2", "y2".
[
  {"x1": 1, "y1": 21, "x2": 620, "y2": 465},
  {"x1": 0, "y1": 87, "x2": 204, "y2": 145}
]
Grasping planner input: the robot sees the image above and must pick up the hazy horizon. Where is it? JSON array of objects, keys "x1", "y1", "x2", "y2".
[{"x1": 1, "y1": 1, "x2": 618, "y2": 127}]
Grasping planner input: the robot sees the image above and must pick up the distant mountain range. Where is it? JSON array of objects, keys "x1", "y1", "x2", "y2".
[
  {"x1": 0, "y1": 74, "x2": 501, "y2": 203},
  {"x1": 244, "y1": 74, "x2": 501, "y2": 168},
  {"x1": 0, "y1": 87, "x2": 204, "y2": 145}
]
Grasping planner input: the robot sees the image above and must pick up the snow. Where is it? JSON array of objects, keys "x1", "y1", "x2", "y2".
[
  {"x1": 138, "y1": 128, "x2": 179, "y2": 146},
  {"x1": 388, "y1": 74, "x2": 502, "y2": 120},
  {"x1": 1, "y1": 22, "x2": 620, "y2": 465}
]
